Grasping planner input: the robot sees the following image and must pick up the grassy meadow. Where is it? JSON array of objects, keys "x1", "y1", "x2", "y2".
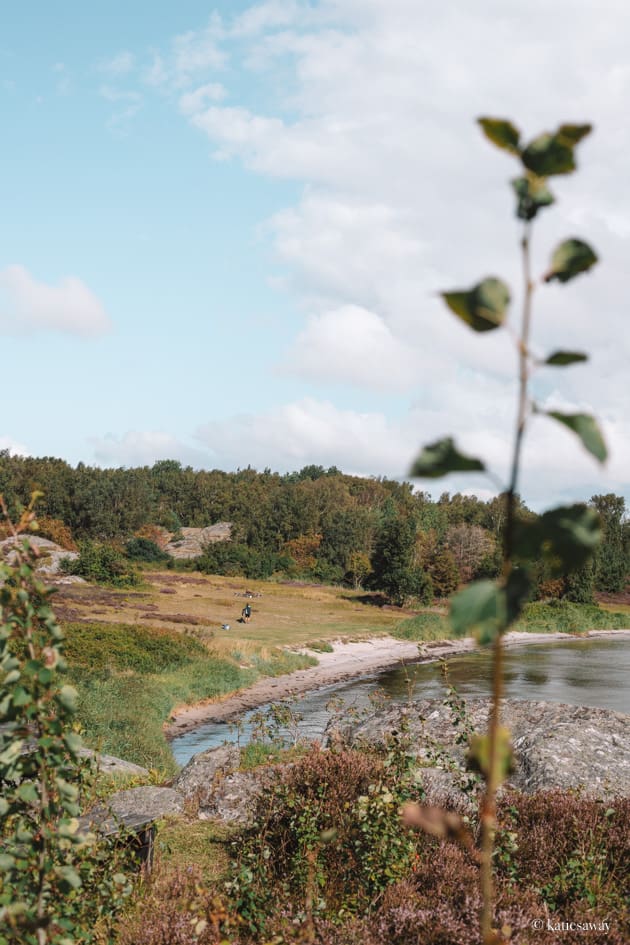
[{"x1": 54, "y1": 569, "x2": 629, "y2": 772}]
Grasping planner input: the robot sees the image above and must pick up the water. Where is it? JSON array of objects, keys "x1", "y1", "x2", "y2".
[{"x1": 171, "y1": 637, "x2": 630, "y2": 765}]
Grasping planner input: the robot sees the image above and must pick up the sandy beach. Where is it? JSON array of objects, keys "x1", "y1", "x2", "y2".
[{"x1": 164, "y1": 628, "x2": 630, "y2": 738}]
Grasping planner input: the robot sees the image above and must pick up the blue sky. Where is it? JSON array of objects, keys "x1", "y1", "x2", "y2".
[{"x1": 2, "y1": 1, "x2": 629, "y2": 509}]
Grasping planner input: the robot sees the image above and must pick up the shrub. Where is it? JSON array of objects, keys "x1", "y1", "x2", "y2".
[
  {"x1": 60, "y1": 540, "x2": 141, "y2": 587},
  {"x1": 228, "y1": 747, "x2": 422, "y2": 932},
  {"x1": 125, "y1": 536, "x2": 171, "y2": 563},
  {"x1": 30, "y1": 515, "x2": 77, "y2": 550},
  {"x1": 0, "y1": 530, "x2": 132, "y2": 943}
]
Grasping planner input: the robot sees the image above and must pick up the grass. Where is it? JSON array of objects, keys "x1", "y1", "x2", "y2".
[
  {"x1": 62, "y1": 621, "x2": 315, "y2": 774},
  {"x1": 393, "y1": 599, "x2": 630, "y2": 642},
  {"x1": 52, "y1": 570, "x2": 404, "y2": 648},
  {"x1": 153, "y1": 817, "x2": 237, "y2": 884}
]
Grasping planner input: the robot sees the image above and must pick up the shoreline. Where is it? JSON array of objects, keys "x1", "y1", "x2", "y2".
[{"x1": 164, "y1": 627, "x2": 630, "y2": 739}]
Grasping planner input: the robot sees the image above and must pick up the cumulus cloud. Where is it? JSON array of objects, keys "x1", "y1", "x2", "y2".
[
  {"x1": 178, "y1": 82, "x2": 226, "y2": 115},
  {"x1": 89, "y1": 431, "x2": 212, "y2": 469},
  {"x1": 97, "y1": 51, "x2": 135, "y2": 76},
  {"x1": 148, "y1": 1, "x2": 630, "y2": 503},
  {"x1": 0, "y1": 265, "x2": 111, "y2": 337},
  {"x1": 0, "y1": 436, "x2": 28, "y2": 457},
  {"x1": 282, "y1": 304, "x2": 418, "y2": 392}
]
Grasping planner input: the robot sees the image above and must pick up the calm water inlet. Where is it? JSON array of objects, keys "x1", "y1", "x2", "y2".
[{"x1": 172, "y1": 637, "x2": 630, "y2": 766}]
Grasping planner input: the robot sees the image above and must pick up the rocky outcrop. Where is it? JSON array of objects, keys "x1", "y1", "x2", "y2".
[
  {"x1": 165, "y1": 524, "x2": 232, "y2": 559},
  {"x1": 172, "y1": 743, "x2": 277, "y2": 825},
  {"x1": 173, "y1": 744, "x2": 241, "y2": 808},
  {"x1": 334, "y1": 698, "x2": 630, "y2": 799},
  {"x1": 78, "y1": 748, "x2": 149, "y2": 778},
  {"x1": 0, "y1": 535, "x2": 78, "y2": 575}
]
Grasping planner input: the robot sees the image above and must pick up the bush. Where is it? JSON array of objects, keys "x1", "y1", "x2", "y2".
[
  {"x1": 228, "y1": 747, "x2": 422, "y2": 932},
  {"x1": 60, "y1": 540, "x2": 141, "y2": 587},
  {"x1": 30, "y1": 515, "x2": 77, "y2": 550},
  {"x1": 0, "y1": 536, "x2": 133, "y2": 943},
  {"x1": 125, "y1": 536, "x2": 171, "y2": 563},
  {"x1": 194, "y1": 543, "x2": 292, "y2": 580}
]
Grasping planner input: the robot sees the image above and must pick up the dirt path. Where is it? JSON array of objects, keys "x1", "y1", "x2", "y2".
[{"x1": 164, "y1": 628, "x2": 630, "y2": 738}]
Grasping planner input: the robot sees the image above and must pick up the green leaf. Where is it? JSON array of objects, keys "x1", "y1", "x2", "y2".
[
  {"x1": 546, "y1": 411, "x2": 607, "y2": 462},
  {"x1": 521, "y1": 131, "x2": 575, "y2": 176},
  {"x1": 55, "y1": 865, "x2": 82, "y2": 891},
  {"x1": 511, "y1": 176, "x2": 555, "y2": 221},
  {"x1": 545, "y1": 350, "x2": 588, "y2": 366},
  {"x1": 514, "y1": 504, "x2": 602, "y2": 575},
  {"x1": 544, "y1": 239, "x2": 598, "y2": 284},
  {"x1": 450, "y1": 580, "x2": 506, "y2": 644},
  {"x1": 467, "y1": 727, "x2": 513, "y2": 784},
  {"x1": 558, "y1": 123, "x2": 592, "y2": 146},
  {"x1": 478, "y1": 117, "x2": 521, "y2": 154},
  {"x1": 56, "y1": 685, "x2": 78, "y2": 713},
  {"x1": 16, "y1": 782, "x2": 39, "y2": 804},
  {"x1": 410, "y1": 437, "x2": 485, "y2": 478},
  {"x1": 0, "y1": 854, "x2": 15, "y2": 870},
  {"x1": 442, "y1": 277, "x2": 510, "y2": 332}
]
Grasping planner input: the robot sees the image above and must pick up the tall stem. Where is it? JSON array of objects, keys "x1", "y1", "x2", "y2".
[{"x1": 479, "y1": 222, "x2": 533, "y2": 945}]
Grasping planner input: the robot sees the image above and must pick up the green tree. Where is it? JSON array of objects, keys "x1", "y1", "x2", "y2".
[
  {"x1": 590, "y1": 494, "x2": 628, "y2": 593},
  {"x1": 370, "y1": 510, "x2": 432, "y2": 606}
]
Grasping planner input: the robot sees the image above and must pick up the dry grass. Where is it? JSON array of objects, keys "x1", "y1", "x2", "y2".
[{"x1": 54, "y1": 571, "x2": 404, "y2": 649}]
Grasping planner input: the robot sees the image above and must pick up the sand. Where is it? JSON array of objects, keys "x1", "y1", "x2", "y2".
[{"x1": 164, "y1": 628, "x2": 630, "y2": 738}]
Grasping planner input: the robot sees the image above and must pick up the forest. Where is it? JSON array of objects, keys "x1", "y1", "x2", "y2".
[{"x1": 1, "y1": 451, "x2": 627, "y2": 604}]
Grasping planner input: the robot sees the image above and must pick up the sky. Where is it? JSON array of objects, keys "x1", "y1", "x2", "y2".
[{"x1": 1, "y1": 0, "x2": 629, "y2": 510}]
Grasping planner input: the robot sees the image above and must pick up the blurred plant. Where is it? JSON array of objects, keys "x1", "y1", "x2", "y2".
[
  {"x1": 0, "y1": 496, "x2": 132, "y2": 944},
  {"x1": 408, "y1": 118, "x2": 604, "y2": 943}
]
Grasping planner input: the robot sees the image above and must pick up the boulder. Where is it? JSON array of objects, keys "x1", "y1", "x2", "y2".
[
  {"x1": 105, "y1": 785, "x2": 185, "y2": 821},
  {"x1": 172, "y1": 743, "x2": 284, "y2": 826},
  {"x1": 164, "y1": 524, "x2": 232, "y2": 559},
  {"x1": 335, "y1": 698, "x2": 630, "y2": 799},
  {"x1": 201, "y1": 770, "x2": 273, "y2": 825},
  {"x1": 173, "y1": 743, "x2": 241, "y2": 807},
  {"x1": 78, "y1": 748, "x2": 150, "y2": 778}
]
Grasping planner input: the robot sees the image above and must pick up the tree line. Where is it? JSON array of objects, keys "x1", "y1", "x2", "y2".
[{"x1": 0, "y1": 451, "x2": 627, "y2": 603}]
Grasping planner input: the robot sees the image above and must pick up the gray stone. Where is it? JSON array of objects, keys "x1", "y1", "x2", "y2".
[
  {"x1": 0, "y1": 535, "x2": 78, "y2": 575},
  {"x1": 336, "y1": 698, "x2": 630, "y2": 799},
  {"x1": 165, "y1": 524, "x2": 232, "y2": 559},
  {"x1": 201, "y1": 770, "x2": 272, "y2": 825},
  {"x1": 173, "y1": 743, "x2": 241, "y2": 808},
  {"x1": 106, "y1": 785, "x2": 185, "y2": 821},
  {"x1": 78, "y1": 748, "x2": 150, "y2": 778}
]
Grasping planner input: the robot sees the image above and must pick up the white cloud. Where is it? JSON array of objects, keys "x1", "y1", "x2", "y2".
[
  {"x1": 0, "y1": 265, "x2": 112, "y2": 337},
  {"x1": 97, "y1": 51, "x2": 135, "y2": 76},
  {"x1": 0, "y1": 436, "x2": 28, "y2": 457},
  {"x1": 148, "y1": 1, "x2": 630, "y2": 504},
  {"x1": 282, "y1": 304, "x2": 418, "y2": 392},
  {"x1": 196, "y1": 397, "x2": 408, "y2": 475},
  {"x1": 90, "y1": 431, "x2": 211, "y2": 468},
  {"x1": 178, "y1": 83, "x2": 226, "y2": 115}
]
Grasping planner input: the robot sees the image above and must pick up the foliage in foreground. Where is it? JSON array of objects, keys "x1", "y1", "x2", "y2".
[
  {"x1": 0, "y1": 526, "x2": 132, "y2": 944},
  {"x1": 112, "y1": 744, "x2": 630, "y2": 945}
]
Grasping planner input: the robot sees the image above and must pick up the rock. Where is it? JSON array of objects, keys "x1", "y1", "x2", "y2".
[
  {"x1": 172, "y1": 743, "x2": 283, "y2": 825},
  {"x1": 173, "y1": 743, "x2": 241, "y2": 807},
  {"x1": 336, "y1": 698, "x2": 630, "y2": 799},
  {"x1": 104, "y1": 786, "x2": 185, "y2": 822},
  {"x1": 78, "y1": 748, "x2": 150, "y2": 778},
  {"x1": 202, "y1": 770, "x2": 272, "y2": 825},
  {"x1": 165, "y1": 524, "x2": 232, "y2": 559},
  {"x1": 0, "y1": 535, "x2": 78, "y2": 575}
]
